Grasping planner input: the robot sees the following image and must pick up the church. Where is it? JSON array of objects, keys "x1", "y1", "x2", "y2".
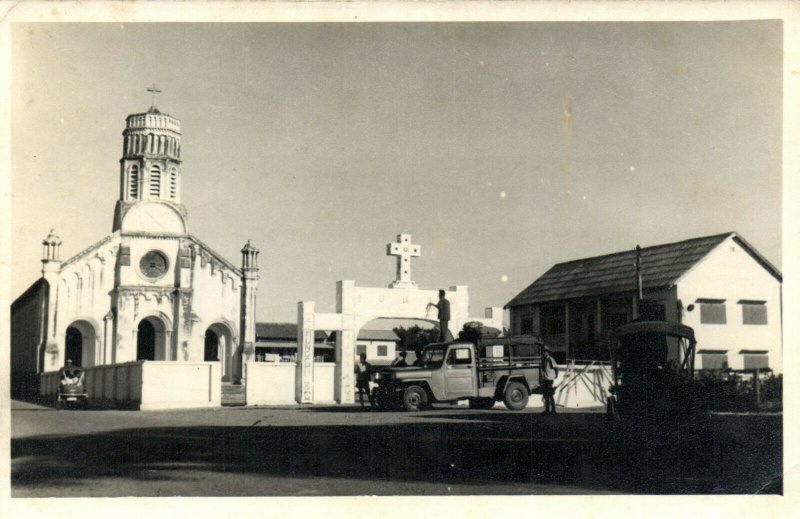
[
  {"x1": 12, "y1": 100, "x2": 503, "y2": 409},
  {"x1": 11, "y1": 103, "x2": 260, "y2": 408}
]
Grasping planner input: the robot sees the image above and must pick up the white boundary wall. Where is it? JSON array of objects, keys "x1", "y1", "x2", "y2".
[
  {"x1": 246, "y1": 362, "x2": 297, "y2": 404},
  {"x1": 246, "y1": 361, "x2": 336, "y2": 405},
  {"x1": 41, "y1": 361, "x2": 221, "y2": 410}
]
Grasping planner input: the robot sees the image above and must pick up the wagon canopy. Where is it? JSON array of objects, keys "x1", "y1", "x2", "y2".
[{"x1": 611, "y1": 321, "x2": 695, "y2": 342}]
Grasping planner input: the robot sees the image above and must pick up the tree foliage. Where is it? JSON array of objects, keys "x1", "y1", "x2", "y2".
[
  {"x1": 393, "y1": 325, "x2": 440, "y2": 352},
  {"x1": 458, "y1": 321, "x2": 502, "y2": 342}
]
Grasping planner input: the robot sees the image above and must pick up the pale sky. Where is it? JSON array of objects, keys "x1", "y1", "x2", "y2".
[{"x1": 11, "y1": 22, "x2": 782, "y2": 322}]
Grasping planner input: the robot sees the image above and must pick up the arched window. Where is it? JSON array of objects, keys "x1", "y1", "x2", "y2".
[
  {"x1": 129, "y1": 165, "x2": 139, "y2": 199},
  {"x1": 169, "y1": 167, "x2": 177, "y2": 199},
  {"x1": 149, "y1": 165, "x2": 161, "y2": 197}
]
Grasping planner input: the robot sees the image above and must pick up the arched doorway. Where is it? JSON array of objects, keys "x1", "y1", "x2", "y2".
[
  {"x1": 137, "y1": 316, "x2": 170, "y2": 361},
  {"x1": 204, "y1": 329, "x2": 220, "y2": 361},
  {"x1": 206, "y1": 323, "x2": 235, "y2": 381},
  {"x1": 64, "y1": 320, "x2": 98, "y2": 367},
  {"x1": 65, "y1": 327, "x2": 83, "y2": 366},
  {"x1": 137, "y1": 320, "x2": 156, "y2": 360}
]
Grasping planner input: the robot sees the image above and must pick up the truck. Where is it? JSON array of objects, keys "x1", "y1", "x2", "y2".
[{"x1": 372, "y1": 336, "x2": 544, "y2": 412}]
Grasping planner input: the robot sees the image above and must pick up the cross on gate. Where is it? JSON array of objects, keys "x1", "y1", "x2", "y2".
[
  {"x1": 147, "y1": 83, "x2": 162, "y2": 106},
  {"x1": 386, "y1": 234, "x2": 421, "y2": 288}
]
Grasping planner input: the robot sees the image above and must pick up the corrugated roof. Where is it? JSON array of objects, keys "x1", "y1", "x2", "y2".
[
  {"x1": 506, "y1": 232, "x2": 765, "y2": 307},
  {"x1": 256, "y1": 322, "x2": 328, "y2": 341},
  {"x1": 357, "y1": 329, "x2": 401, "y2": 342}
]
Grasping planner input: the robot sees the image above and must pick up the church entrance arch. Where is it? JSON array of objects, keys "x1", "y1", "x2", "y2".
[
  {"x1": 205, "y1": 322, "x2": 235, "y2": 381},
  {"x1": 136, "y1": 316, "x2": 170, "y2": 361},
  {"x1": 64, "y1": 319, "x2": 98, "y2": 367}
]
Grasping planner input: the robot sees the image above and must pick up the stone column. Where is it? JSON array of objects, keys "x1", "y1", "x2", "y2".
[
  {"x1": 296, "y1": 302, "x2": 316, "y2": 403},
  {"x1": 238, "y1": 241, "x2": 259, "y2": 383},
  {"x1": 103, "y1": 311, "x2": 114, "y2": 365},
  {"x1": 41, "y1": 230, "x2": 62, "y2": 372},
  {"x1": 335, "y1": 280, "x2": 356, "y2": 404}
]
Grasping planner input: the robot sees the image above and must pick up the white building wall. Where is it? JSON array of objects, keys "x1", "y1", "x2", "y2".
[
  {"x1": 190, "y1": 250, "x2": 242, "y2": 362},
  {"x1": 49, "y1": 237, "x2": 120, "y2": 371},
  {"x1": 676, "y1": 236, "x2": 782, "y2": 373},
  {"x1": 354, "y1": 340, "x2": 397, "y2": 363},
  {"x1": 351, "y1": 285, "x2": 470, "y2": 337}
]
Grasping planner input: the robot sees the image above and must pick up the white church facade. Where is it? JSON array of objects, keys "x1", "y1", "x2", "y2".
[
  {"x1": 11, "y1": 102, "x2": 503, "y2": 409},
  {"x1": 12, "y1": 105, "x2": 260, "y2": 409}
]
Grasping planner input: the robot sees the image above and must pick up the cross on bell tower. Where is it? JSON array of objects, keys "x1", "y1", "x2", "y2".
[
  {"x1": 387, "y1": 233, "x2": 421, "y2": 288},
  {"x1": 147, "y1": 83, "x2": 162, "y2": 108}
]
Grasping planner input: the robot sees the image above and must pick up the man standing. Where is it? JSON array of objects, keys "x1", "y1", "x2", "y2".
[
  {"x1": 540, "y1": 345, "x2": 558, "y2": 414},
  {"x1": 427, "y1": 289, "x2": 450, "y2": 341},
  {"x1": 355, "y1": 353, "x2": 373, "y2": 408}
]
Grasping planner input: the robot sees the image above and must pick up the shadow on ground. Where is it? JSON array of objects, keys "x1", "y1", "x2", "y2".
[{"x1": 12, "y1": 410, "x2": 781, "y2": 496}]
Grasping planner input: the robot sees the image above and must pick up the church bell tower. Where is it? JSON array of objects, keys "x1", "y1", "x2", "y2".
[{"x1": 113, "y1": 88, "x2": 187, "y2": 233}]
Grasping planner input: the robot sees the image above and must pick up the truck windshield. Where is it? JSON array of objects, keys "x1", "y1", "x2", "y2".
[{"x1": 419, "y1": 347, "x2": 445, "y2": 368}]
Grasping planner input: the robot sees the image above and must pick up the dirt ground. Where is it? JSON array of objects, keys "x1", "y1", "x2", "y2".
[{"x1": 10, "y1": 398, "x2": 782, "y2": 497}]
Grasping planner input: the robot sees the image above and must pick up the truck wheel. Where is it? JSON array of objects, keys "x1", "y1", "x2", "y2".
[
  {"x1": 402, "y1": 385, "x2": 428, "y2": 412},
  {"x1": 469, "y1": 398, "x2": 495, "y2": 410},
  {"x1": 503, "y1": 381, "x2": 529, "y2": 410}
]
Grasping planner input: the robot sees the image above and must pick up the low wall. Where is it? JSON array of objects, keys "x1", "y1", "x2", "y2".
[
  {"x1": 41, "y1": 361, "x2": 221, "y2": 410},
  {"x1": 553, "y1": 362, "x2": 612, "y2": 409},
  {"x1": 313, "y1": 363, "x2": 336, "y2": 403},
  {"x1": 245, "y1": 362, "x2": 297, "y2": 405},
  {"x1": 245, "y1": 361, "x2": 337, "y2": 405}
]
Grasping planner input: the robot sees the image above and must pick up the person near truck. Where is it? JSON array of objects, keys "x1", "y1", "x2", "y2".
[
  {"x1": 540, "y1": 345, "x2": 558, "y2": 414},
  {"x1": 355, "y1": 353, "x2": 374, "y2": 408},
  {"x1": 427, "y1": 289, "x2": 450, "y2": 341},
  {"x1": 391, "y1": 351, "x2": 408, "y2": 367}
]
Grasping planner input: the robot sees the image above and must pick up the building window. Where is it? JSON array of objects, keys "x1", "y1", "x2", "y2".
[
  {"x1": 129, "y1": 165, "x2": 139, "y2": 199},
  {"x1": 698, "y1": 299, "x2": 726, "y2": 324},
  {"x1": 740, "y1": 300, "x2": 767, "y2": 325},
  {"x1": 149, "y1": 165, "x2": 162, "y2": 197},
  {"x1": 356, "y1": 345, "x2": 366, "y2": 357},
  {"x1": 377, "y1": 345, "x2": 388, "y2": 357},
  {"x1": 169, "y1": 167, "x2": 177, "y2": 199},
  {"x1": 540, "y1": 305, "x2": 565, "y2": 335},
  {"x1": 699, "y1": 351, "x2": 729, "y2": 371},
  {"x1": 740, "y1": 351, "x2": 769, "y2": 371},
  {"x1": 607, "y1": 311, "x2": 629, "y2": 332},
  {"x1": 520, "y1": 317, "x2": 534, "y2": 335}
]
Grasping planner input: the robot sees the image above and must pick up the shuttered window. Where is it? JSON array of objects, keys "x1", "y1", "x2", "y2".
[
  {"x1": 741, "y1": 301, "x2": 767, "y2": 325},
  {"x1": 149, "y1": 165, "x2": 161, "y2": 197},
  {"x1": 700, "y1": 352, "x2": 728, "y2": 370},
  {"x1": 742, "y1": 353, "x2": 769, "y2": 370},
  {"x1": 699, "y1": 300, "x2": 726, "y2": 324},
  {"x1": 169, "y1": 168, "x2": 177, "y2": 199},
  {"x1": 377, "y1": 345, "x2": 388, "y2": 357},
  {"x1": 129, "y1": 165, "x2": 139, "y2": 199},
  {"x1": 356, "y1": 345, "x2": 366, "y2": 356}
]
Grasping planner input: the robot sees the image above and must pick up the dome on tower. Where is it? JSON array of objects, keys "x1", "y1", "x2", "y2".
[{"x1": 115, "y1": 102, "x2": 187, "y2": 233}]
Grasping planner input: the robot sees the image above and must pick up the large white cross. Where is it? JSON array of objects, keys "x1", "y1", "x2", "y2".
[{"x1": 386, "y1": 233, "x2": 421, "y2": 288}]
